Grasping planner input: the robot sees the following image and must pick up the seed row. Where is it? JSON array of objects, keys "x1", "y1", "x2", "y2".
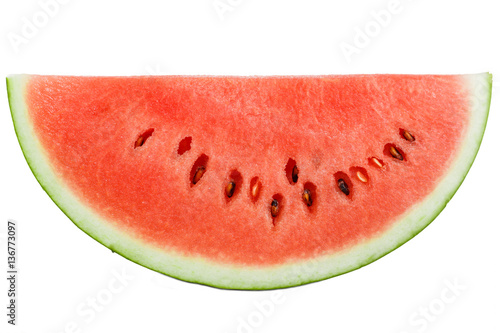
[{"x1": 134, "y1": 128, "x2": 415, "y2": 223}]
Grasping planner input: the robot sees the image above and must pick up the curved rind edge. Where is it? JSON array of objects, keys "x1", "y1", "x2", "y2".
[{"x1": 7, "y1": 73, "x2": 492, "y2": 290}]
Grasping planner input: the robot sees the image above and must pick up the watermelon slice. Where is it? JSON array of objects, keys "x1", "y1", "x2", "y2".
[{"x1": 7, "y1": 73, "x2": 492, "y2": 290}]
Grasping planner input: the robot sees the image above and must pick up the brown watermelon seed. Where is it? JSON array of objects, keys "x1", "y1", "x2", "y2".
[
  {"x1": 225, "y1": 181, "x2": 236, "y2": 198},
  {"x1": 356, "y1": 171, "x2": 368, "y2": 183},
  {"x1": 302, "y1": 189, "x2": 313, "y2": 207},
  {"x1": 134, "y1": 128, "x2": 154, "y2": 148},
  {"x1": 192, "y1": 166, "x2": 206, "y2": 185},
  {"x1": 292, "y1": 165, "x2": 299, "y2": 183},
  {"x1": 225, "y1": 170, "x2": 242, "y2": 201},
  {"x1": 338, "y1": 179, "x2": 350, "y2": 196},
  {"x1": 370, "y1": 157, "x2": 384, "y2": 168},
  {"x1": 190, "y1": 154, "x2": 209, "y2": 187},
  {"x1": 135, "y1": 136, "x2": 144, "y2": 147},
  {"x1": 400, "y1": 128, "x2": 415, "y2": 142},
  {"x1": 389, "y1": 146, "x2": 404, "y2": 160},
  {"x1": 403, "y1": 130, "x2": 415, "y2": 142},
  {"x1": 271, "y1": 199, "x2": 280, "y2": 218},
  {"x1": 303, "y1": 182, "x2": 317, "y2": 212}
]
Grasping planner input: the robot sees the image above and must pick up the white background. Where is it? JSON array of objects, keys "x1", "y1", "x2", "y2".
[{"x1": 1, "y1": 0, "x2": 499, "y2": 332}]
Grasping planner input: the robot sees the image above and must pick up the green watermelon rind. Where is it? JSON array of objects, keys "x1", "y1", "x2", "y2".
[{"x1": 6, "y1": 73, "x2": 492, "y2": 290}]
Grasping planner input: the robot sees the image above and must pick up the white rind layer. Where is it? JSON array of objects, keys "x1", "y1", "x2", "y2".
[{"x1": 7, "y1": 73, "x2": 492, "y2": 290}]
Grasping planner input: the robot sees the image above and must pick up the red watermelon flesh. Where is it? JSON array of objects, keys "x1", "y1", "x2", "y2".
[{"x1": 7, "y1": 74, "x2": 491, "y2": 289}]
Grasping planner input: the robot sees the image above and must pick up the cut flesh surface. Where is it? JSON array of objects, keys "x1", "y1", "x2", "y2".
[{"x1": 7, "y1": 74, "x2": 492, "y2": 289}]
